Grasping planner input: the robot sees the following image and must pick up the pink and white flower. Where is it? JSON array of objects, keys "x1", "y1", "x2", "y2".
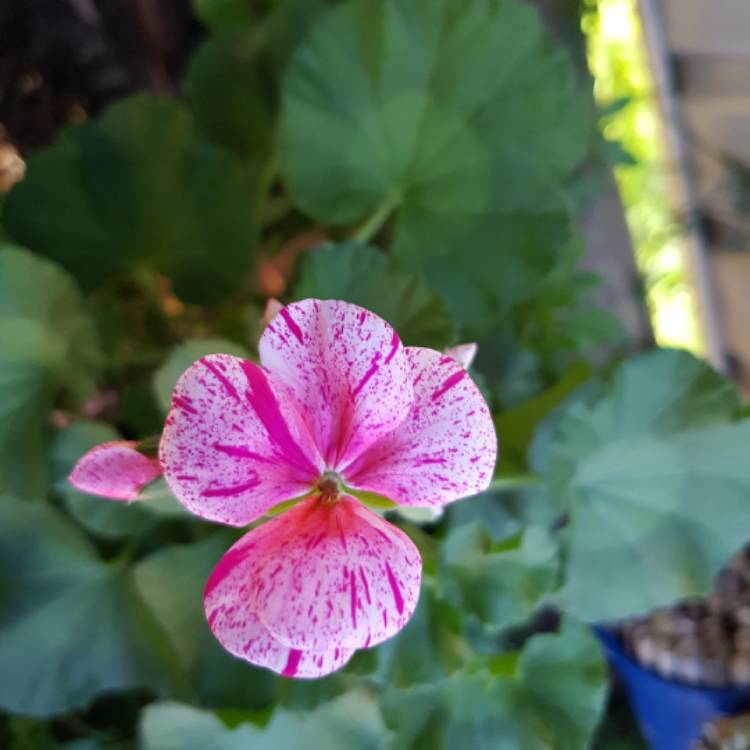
[
  {"x1": 70, "y1": 441, "x2": 161, "y2": 501},
  {"x1": 70, "y1": 299, "x2": 497, "y2": 678}
]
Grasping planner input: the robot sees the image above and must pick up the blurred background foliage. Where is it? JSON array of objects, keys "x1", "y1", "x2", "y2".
[
  {"x1": 0, "y1": 1, "x2": 747, "y2": 748},
  {"x1": 582, "y1": 0, "x2": 701, "y2": 353}
]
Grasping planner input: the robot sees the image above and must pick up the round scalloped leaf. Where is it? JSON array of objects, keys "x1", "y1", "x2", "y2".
[
  {"x1": 292, "y1": 243, "x2": 455, "y2": 349},
  {"x1": 534, "y1": 349, "x2": 750, "y2": 622},
  {"x1": 140, "y1": 690, "x2": 390, "y2": 750},
  {"x1": 4, "y1": 95, "x2": 258, "y2": 304},
  {"x1": 442, "y1": 619, "x2": 606, "y2": 750},
  {"x1": 0, "y1": 246, "x2": 101, "y2": 497},
  {"x1": 0, "y1": 245, "x2": 100, "y2": 397},
  {"x1": 441, "y1": 523, "x2": 559, "y2": 630},
  {"x1": 134, "y1": 534, "x2": 277, "y2": 708},
  {"x1": 0, "y1": 499, "x2": 184, "y2": 717},
  {"x1": 185, "y1": 39, "x2": 274, "y2": 165},
  {"x1": 281, "y1": 0, "x2": 589, "y2": 226}
]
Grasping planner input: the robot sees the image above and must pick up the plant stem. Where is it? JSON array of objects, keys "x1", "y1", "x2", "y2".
[
  {"x1": 352, "y1": 194, "x2": 400, "y2": 243},
  {"x1": 488, "y1": 475, "x2": 540, "y2": 492}
]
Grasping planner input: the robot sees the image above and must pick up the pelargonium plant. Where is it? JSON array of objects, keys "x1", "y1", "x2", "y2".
[{"x1": 71, "y1": 298, "x2": 497, "y2": 677}]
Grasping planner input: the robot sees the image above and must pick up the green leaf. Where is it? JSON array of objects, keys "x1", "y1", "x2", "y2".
[
  {"x1": 534, "y1": 349, "x2": 750, "y2": 621},
  {"x1": 402, "y1": 209, "x2": 578, "y2": 341},
  {"x1": 281, "y1": 0, "x2": 589, "y2": 330},
  {"x1": 292, "y1": 243, "x2": 455, "y2": 349},
  {"x1": 494, "y1": 362, "x2": 591, "y2": 475},
  {"x1": 0, "y1": 246, "x2": 100, "y2": 497},
  {"x1": 552, "y1": 308, "x2": 627, "y2": 350},
  {"x1": 282, "y1": 0, "x2": 587, "y2": 224},
  {"x1": 441, "y1": 523, "x2": 559, "y2": 630},
  {"x1": 0, "y1": 498, "x2": 184, "y2": 717},
  {"x1": 50, "y1": 422, "x2": 185, "y2": 540},
  {"x1": 369, "y1": 582, "x2": 463, "y2": 688},
  {"x1": 442, "y1": 619, "x2": 606, "y2": 750},
  {"x1": 134, "y1": 534, "x2": 275, "y2": 709},
  {"x1": 379, "y1": 684, "x2": 443, "y2": 750},
  {"x1": 192, "y1": 0, "x2": 252, "y2": 32},
  {"x1": 154, "y1": 338, "x2": 250, "y2": 414},
  {"x1": 0, "y1": 246, "x2": 100, "y2": 391},
  {"x1": 185, "y1": 38, "x2": 274, "y2": 166},
  {"x1": 140, "y1": 690, "x2": 390, "y2": 749},
  {"x1": 3, "y1": 95, "x2": 258, "y2": 304}
]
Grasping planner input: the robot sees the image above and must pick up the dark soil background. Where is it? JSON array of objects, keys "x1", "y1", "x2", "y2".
[{"x1": 0, "y1": 0, "x2": 203, "y2": 153}]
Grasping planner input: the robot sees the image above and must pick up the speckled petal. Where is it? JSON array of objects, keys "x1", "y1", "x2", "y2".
[
  {"x1": 205, "y1": 543, "x2": 353, "y2": 678},
  {"x1": 160, "y1": 354, "x2": 321, "y2": 527},
  {"x1": 343, "y1": 347, "x2": 497, "y2": 507},
  {"x1": 69, "y1": 441, "x2": 161, "y2": 501},
  {"x1": 259, "y1": 299, "x2": 414, "y2": 470},
  {"x1": 208, "y1": 495, "x2": 420, "y2": 652},
  {"x1": 446, "y1": 342, "x2": 478, "y2": 370}
]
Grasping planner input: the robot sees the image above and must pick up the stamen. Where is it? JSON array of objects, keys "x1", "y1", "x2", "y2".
[{"x1": 317, "y1": 471, "x2": 342, "y2": 504}]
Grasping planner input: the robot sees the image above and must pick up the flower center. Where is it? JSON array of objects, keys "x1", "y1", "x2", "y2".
[{"x1": 316, "y1": 470, "x2": 342, "y2": 505}]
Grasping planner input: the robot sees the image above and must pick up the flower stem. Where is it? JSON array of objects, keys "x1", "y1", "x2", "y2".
[
  {"x1": 351, "y1": 194, "x2": 400, "y2": 244},
  {"x1": 488, "y1": 474, "x2": 540, "y2": 492}
]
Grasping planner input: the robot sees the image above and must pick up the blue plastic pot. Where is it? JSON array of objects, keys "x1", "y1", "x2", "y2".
[{"x1": 596, "y1": 627, "x2": 750, "y2": 749}]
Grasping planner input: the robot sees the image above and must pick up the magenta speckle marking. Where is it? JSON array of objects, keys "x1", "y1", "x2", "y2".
[
  {"x1": 359, "y1": 566, "x2": 372, "y2": 604},
  {"x1": 415, "y1": 456, "x2": 446, "y2": 466},
  {"x1": 213, "y1": 443, "x2": 271, "y2": 462},
  {"x1": 201, "y1": 477, "x2": 261, "y2": 497},
  {"x1": 204, "y1": 542, "x2": 256, "y2": 597},
  {"x1": 282, "y1": 648, "x2": 303, "y2": 677},
  {"x1": 385, "y1": 561, "x2": 405, "y2": 614},
  {"x1": 431, "y1": 370, "x2": 467, "y2": 401},
  {"x1": 200, "y1": 358, "x2": 241, "y2": 402},
  {"x1": 172, "y1": 396, "x2": 198, "y2": 415},
  {"x1": 349, "y1": 569, "x2": 358, "y2": 628},
  {"x1": 239, "y1": 360, "x2": 317, "y2": 477},
  {"x1": 175, "y1": 474, "x2": 198, "y2": 481},
  {"x1": 384, "y1": 330, "x2": 400, "y2": 364},
  {"x1": 352, "y1": 353, "x2": 382, "y2": 398},
  {"x1": 280, "y1": 308, "x2": 304, "y2": 344}
]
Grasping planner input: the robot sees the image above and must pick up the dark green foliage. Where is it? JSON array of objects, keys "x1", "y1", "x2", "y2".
[
  {"x1": 0, "y1": 1, "x2": 740, "y2": 748},
  {"x1": 3, "y1": 96, "x2": 259, "y2": 305}
]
